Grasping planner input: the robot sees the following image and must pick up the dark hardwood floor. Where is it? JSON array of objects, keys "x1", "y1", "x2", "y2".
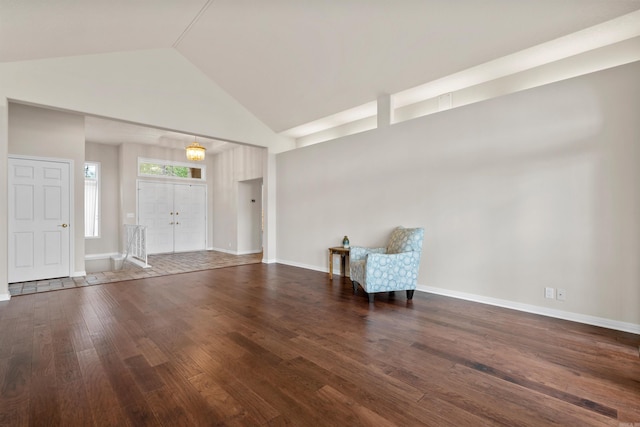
[{"x1": 0, "y1": 263, "x2": 638, "y2": 426}]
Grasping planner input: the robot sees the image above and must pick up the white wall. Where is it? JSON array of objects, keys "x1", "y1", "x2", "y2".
[
  {"x1": 8, "y1": 103, "x2": 86, "y2": 276},
  {"x1": 276, "y1": 61, "x2": 640, "y2": 329},
  {"x1": 85, "y1": 142, "x2": 120, "y2": 256},
  {"x1": 263, "y1": 153, "x2": 277, "y2": 263},
  {"x1": 211, "y1": 146, "x2": 265, "y2": 253}
]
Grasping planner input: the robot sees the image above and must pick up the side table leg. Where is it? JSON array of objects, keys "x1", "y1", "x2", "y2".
[
  {"x1": 341, "y1": 254, "x2": 346, "y2": 277},
  {"x1": 329, "y1": 249, "x2": 333, "y2": 280}
]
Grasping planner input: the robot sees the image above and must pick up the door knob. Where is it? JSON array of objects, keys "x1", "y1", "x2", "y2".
[{"x1": 60, "y1": 223, "x2": 68, "y2": 228}]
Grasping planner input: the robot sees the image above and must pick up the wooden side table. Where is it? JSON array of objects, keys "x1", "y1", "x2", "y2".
[{"x1": 328, "y1": 247, "x2": 350, "y2": 280}]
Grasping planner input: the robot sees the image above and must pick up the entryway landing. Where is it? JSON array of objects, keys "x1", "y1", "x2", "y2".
[{"x1": 8, "y1": 250, "x2": 263, "y2": 296}]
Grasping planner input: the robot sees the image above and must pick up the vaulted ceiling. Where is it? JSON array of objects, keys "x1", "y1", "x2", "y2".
[{"x1": 2, "y1": 0, "x2": 640, "y2": 136}]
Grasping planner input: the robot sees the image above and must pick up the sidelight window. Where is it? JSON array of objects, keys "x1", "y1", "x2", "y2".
[{"x1": 84, "y1": 162, "x2": 100, "y2": 238}]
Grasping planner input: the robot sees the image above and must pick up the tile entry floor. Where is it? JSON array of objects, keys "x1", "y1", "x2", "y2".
[{"x1": 8, "y1": 250, "x2": 263, "y2": 296}]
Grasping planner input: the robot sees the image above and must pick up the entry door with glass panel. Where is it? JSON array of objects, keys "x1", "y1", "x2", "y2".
[
  {"x1": 137, "y1": 181, "x2": 206, "y2": 254},
  {"x1": 8, "y1": 157, "x2": 71, "y2": 282}
]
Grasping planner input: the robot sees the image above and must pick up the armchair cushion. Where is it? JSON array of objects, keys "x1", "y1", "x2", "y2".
[{"x1": 387, "y1": 226, "x2": 424, "y2": 254}]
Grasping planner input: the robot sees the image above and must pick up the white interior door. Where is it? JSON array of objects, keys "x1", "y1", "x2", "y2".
[
  {"x1": 138, "y1": 181, "x2": 206, "y2": 254},
  {"x1": 8, "y1": 157, "x2": 71, "y2": 283},
  {"x1": 174, "y1": 184, "x2": 207, "y2": 252}
]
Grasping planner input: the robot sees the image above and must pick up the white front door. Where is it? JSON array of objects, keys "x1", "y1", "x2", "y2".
[
  {"x1": 8, "y1": 157, "x2": 71, "y2": 283},
  {"x1": 138, "y1": 181, "x2": 175, "y2": 254},
  {"x1": 173, "y1": 184, "x2": 207, "y2": 252},
  {"x1": 137, "y1": 181, "x2": 206, "y2": 254}
]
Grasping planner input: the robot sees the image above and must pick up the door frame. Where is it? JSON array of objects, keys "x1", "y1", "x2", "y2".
[{"x1": 8, "y1": 154, "x2": 75, "y2": 281}]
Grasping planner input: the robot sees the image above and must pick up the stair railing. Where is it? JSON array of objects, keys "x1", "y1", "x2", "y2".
[{"x1": 122, "y1": 224, "x2": 149, "y2": 269}]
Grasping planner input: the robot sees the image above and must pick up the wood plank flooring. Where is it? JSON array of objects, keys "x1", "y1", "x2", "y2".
[{"x1": 0, "y1": 263, "x2": 638, "y2": 426}]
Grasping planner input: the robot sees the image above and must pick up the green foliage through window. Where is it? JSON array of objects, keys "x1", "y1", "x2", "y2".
[{"x1": 139, "y1": 162, "x2": 203, "y2": 180}]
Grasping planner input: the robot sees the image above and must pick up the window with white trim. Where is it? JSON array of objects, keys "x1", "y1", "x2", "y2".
[
  {"x1": 84, "y1": 162, "x2": 100, "y2": 238},
  {"x1": 138, "y1": 157, "x2": 206, "y2": 181}
]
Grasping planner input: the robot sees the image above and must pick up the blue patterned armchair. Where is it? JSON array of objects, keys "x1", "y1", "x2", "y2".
[{"x1": 350, "y1": 226, "x2": 424, "y2": 303}]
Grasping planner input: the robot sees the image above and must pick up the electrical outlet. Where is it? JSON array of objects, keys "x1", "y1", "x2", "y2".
[
  {"x1": 557, "y1": 288, "x2": 566, "y2": 301},
  {"x1": 544, "y1": 287, "x2": 555, "y2": 299}
]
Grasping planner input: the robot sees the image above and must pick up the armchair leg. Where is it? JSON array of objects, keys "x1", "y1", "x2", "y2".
[
  {"x1": 352, "y1": 280, "x2": 358, "y2": 293},
  {"x1": 406, "y1": 290, "x2": 415, "y2": 300},
  {"x1": 368, "y1": 293, "x2": 374, "y2": 303}
]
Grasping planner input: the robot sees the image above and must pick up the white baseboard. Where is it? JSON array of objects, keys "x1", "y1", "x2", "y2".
[
  {"x1": 262, "y1": 258, "x2": 277, "y2": 264},
  {"x1": 85, "y1": 252, "x2": 120, "y2": 261},
  {"x1": 209, "y1": 247, "x2": 263, "y2": 256},
  {"x1": 276, "y1": 259, "x2": 329, "y2": 274},
  {"x1": 418, "y1": 285, "x2": 640, "y2": 335},
  {"x1": 237, "y1": 249, "x2": 263, "y2": 255},
  {"x1": 277, "y1": 258, "x2": 353, "y2": 278},
  {"x1": 72, "y1": 271, "x2": 87, "y2": 277},
  {"x1": 0, "y1": 292, "x2": 11, "y2": 301},
  {"x1": 209, "y1": 247, "x2": 238, "y2": 255}
]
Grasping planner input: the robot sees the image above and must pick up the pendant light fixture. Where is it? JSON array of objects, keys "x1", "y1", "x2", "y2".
[{"x1": 185, "y1": 137, "x2": 206, "y2": 161}]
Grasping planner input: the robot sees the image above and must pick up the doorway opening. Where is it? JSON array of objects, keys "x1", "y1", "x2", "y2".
[{"x1": 237, "y1": 178, "x2": 263, "y2": 255}]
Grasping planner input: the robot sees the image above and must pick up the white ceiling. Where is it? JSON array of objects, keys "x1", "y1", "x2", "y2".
[{"x1": 2, "y1": 0, "x2": 640, "y2": 138}]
